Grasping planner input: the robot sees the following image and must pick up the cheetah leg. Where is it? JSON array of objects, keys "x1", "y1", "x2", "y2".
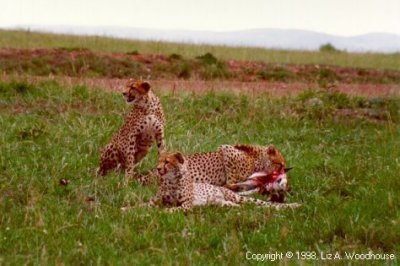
[
  {"x1": 215, "y1": 199, "x2": 240, "y2": 207},
  {"x1": 166, "y1": 201, "x2": 193, "y2": 213},
  {"x1": 125, "y1": 153, "x2": 136, "y2": 179},
  {"x1": 126, "y1": 149, "x2": 151, "y2": 185},
  {"x1": 124, "y1": 136, "x2": 138, "y2": 180},
  {"x1": 237, "y1": 189, "x2": 259, "y2": 196},
  {"x1": 134, "y1": 135, "x2": 152, "y2": 163},
  {"x1": 98, "y1": 143, "x2": 119, "y2": 176},
  {"x1": 147, "y1": 195, "x2": 161, "y2": 207},
  {"x1": 154, "y1": 124, "x2": 165, "y2": 154},
  {"x1": 134, "y1": 148, "x2": 150, "y2": 164},
  {"x1": 220, "y1": 187, "x2": 248, "y2": 204},
  {"x1": 133, "y1": 146, "x2": 153, "y2": 185}
]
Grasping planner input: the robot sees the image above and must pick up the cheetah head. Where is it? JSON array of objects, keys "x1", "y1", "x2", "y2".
[
  {"x1": 122, "y1": 79, "x2": 151, "y2": 104},
  {"x1": 229, "y1": 144, "x2": 291, "y2": 202},
  {"x1": 265, "y1": 145, "x2": 287, "y2": 174},
  {"x1": 234, "y1": 144, "x2": 287, "y2": 174},
  {"x1": 157, "y1": 152, "x2": 186, "y2": 181}
]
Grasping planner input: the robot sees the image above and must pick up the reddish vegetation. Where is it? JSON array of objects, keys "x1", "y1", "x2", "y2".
[
  {"x1": 2, "y1": 75, "x2": 398, "y2": 98},
  {"x1": 1, "y1": 48, "x2": 399, "y2": 97}
]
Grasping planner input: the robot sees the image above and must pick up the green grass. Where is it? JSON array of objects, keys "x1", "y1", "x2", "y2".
[
  {"x1": 1, "y1": 29, "x2": 400, "y2": 71},
  {"x1": 0, "y1": 80, "x2": 399, "y2": 265}
]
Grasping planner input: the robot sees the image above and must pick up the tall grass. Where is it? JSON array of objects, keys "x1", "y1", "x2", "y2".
[
  {"x1": 0, "y1": 80, "x2": 399, "y2": 264},
  {"x1": 1, "y1": 29, "x2": 400, "y2": 70}
]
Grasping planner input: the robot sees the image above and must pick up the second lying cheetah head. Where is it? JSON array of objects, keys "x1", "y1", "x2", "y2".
[{"x1": 157, "y1": 152, "x2": 186, "y2": 181}]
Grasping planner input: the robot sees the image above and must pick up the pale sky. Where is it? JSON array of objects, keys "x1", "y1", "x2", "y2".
[{"x1": 1, "y1": 0, "x2": 399, "y2": 36}]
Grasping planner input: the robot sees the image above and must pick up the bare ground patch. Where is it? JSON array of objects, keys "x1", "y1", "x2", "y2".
[{"x1": 1, "y1": 75, "x2": 399, "y2": 97}]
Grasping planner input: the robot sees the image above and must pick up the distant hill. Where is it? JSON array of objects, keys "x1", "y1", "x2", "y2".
[{"x1": 5, "y1": 25, "x2": 400, "y2": 53}]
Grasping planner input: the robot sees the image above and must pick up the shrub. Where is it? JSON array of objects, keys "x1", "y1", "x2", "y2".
[
  {"x1": 257, "y1": 66, "x2": 294, "y2": 82},
  {"x1": 196, "y1": 52, "x2": 219, "y2": 65},
  {"x1": 195, "y1": 53, "x2": 229, "y2": 79},
  {"x1": 126, "y1": 50, "x2": 139, "y2": 55},
  {"x1": 169, "y1": 53, "x2": 183, "y2": 60},
  {"x1": 0, "y1": 81, "x2": 35, "y2": 96},
  {"x1": 319, "y1": 43, "x2": 340, "y2": 52},
  {"x1": 176, "y1": 63, "x2": 192, "y2": 79}
]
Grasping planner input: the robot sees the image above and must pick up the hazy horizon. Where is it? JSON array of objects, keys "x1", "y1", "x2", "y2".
[
  {"x1": 4, "y1": 24, "x2": 400, "y2": 38},
  {"x1": 3, "y1": 24, "x2": 399, "y2": 53},
  {"x1": 1, "y1": 0, "x2": 399, "y2": 37}
]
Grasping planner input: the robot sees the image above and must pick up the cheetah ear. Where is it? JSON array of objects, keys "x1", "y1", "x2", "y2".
[
  {"x1": 174, "y1": 152, "x2": 185, "y2": 164},
  {"x1": 267, "y1": 145, "x2": 277, "y2": 155},
  {"x1": 140, "y1": 81, "x2": 151, "y2": 92}
]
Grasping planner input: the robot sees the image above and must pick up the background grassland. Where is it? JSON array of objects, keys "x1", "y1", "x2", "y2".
[
  {"x1": 0, "y1": 81, "x2": 399, "y2": 265},
  {"x1": 1, "y1": 29, "x2": 400, "y2": 71}
]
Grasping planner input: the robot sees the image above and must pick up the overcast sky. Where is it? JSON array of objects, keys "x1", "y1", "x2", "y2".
[{"x1": 1, "y1": 0, "x2": 399, "y2": 36}]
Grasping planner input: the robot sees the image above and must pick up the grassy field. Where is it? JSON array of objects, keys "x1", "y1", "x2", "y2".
[
  {"x1": 1, "y1": 29, "x2": 400, "y2": 71},
  {"x1": 0, "y1": 80, "x2": 399, "y2": 264}
]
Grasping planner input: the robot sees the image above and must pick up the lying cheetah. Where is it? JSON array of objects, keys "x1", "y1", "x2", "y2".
[
  {"x1": 187, "y1": 144, "x2": 286, "y2": 185},
  {"x1": 98, "y1": 80, "x2": 165, "y2": 183},
  {"x1": 149, "y1": 152, "x2": 300, "y2": 212},
  {"x1": 183, "y1": 144, "x2": 290, "y2": 201}
]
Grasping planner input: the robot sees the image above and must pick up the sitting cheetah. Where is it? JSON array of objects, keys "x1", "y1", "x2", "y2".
[
  {"x1": 149, "y1": 152, "x2": 300, "y2": 212},
  {"x1": 98, "y1": 80, "x2": 165, "y2": 183},
  {"x1": 184, "y1": 144, "x2": 290, "y2": 201}
]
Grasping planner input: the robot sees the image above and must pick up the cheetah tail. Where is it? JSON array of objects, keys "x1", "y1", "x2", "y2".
[
  {"x1": 240, "y1": 195, "x2": 273, "y2": 206},
  {"x1": 240, "y1": 195, "x2": 302, "y2": 209}
]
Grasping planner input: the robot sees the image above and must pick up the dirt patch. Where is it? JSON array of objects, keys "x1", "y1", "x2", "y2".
[
  {"x1": 1, "y1": 48, "x2": 400, "y2": 84},
  {"x1": 1, "y1": 75, "x2": 399, "y2": 97}
]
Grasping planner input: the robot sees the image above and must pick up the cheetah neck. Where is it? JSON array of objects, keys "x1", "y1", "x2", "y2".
[
  {"x1": 171, "y1": 165, "x2": 190, "y2": 188},
  {"x1": 133, "y1": 98, "x2": 150, "y2": 109},
  {"x1": 129, "y1": 92, "x2": 159, "y2": 113},
  {"x1": 160, "y1": 166, "x2": 191, "y2": 205},
  {"x1": 161, "y1": 166, "x2": 186, "y2": 184},
  {"x1": 255, "y1": 150, "x2": 272, "y2": 171},
  {"x1": 173, "y1": 167, "x2": 189, "y2": 185}
]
